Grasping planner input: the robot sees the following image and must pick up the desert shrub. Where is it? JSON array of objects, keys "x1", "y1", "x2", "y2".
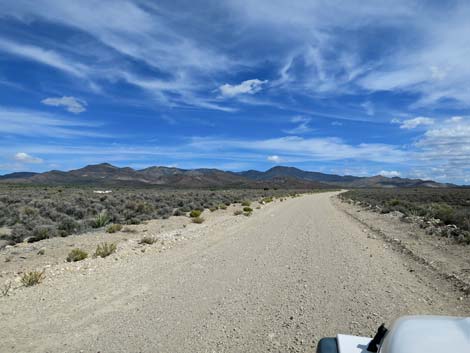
[
  {"x1": 21, "y1": 270, "x2": 45, "y2": 286},
  {"x1": 94, "y1": 242, "x2": 117, "y2": 258},
  {"x1": 427, "y1": 203, "x2": 455, "y2": 224},
  {"x1": 28, "y1": 225, "x2": 56, "y2": 243},
  {"x1": 241, "y1": 201, "x2": 251, "y2": 206},
  {"x1": 262, "y1": 197, "x2": 273, "y2": 203},
  {"x1": 243, "y1": 211, "x2": 252, "y2": 216},
  {"x1": 66, "y1": 248, "x2": 88, "y2": 262},
  {"x1": 92, "y1": 211, "x2": 110, "y2": 228},
  {"x1": 173, "y1": 209, "x2": 185, "y2": 216},
  {"x1": 189, "y1": 210, "x2": 202, "y2": 218},
  {"x1": 233, "y1": 210, "x2": 243, "y2": 216},
  {"x1": 57, "y1": 217, "x2": 80, "y2": 236},
  {"x1": 106, "y1": 223, "x2": 123, "y2": 233},
  {"x1": 139, "y1": 236, "x2": 157, "y2": 244},
  {"x1": 0, "y1": 186, "x2": 307, "y2": 244},
  {"x1": 243, "y1": 207, "x2": 253, "y2": 212},
  {"x1": 192, "y1": 216, "x2": 205, "y2": 224},
  {"x1": 210, "y1": 207, "x2": 218, "y2": 212}
]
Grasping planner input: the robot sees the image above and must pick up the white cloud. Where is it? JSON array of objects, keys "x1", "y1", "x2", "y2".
[
  {"x1": 267, "y1": 155, "x2": 282, "y2": 163},
  {"x1": 219, "y1": 79, "x2": 267, "y2": 97},
  {"x1": 0, "y1": 37, "x2": 88, "y2": 78},
  {"x1": 284, "y1": 116, "x2": 312, "y2": 134},
  {"x1": 379, "y1": 170, "x2": 401, "y2": 177},
  {"x1": 41, "y1": 96, "x2": 87, "y2": 113},
  {"x1": 190, "y1": 135, "x2": 405, "y2": 163},
  {"x1": 361, "y1": 101, "x2": 374, "y2": 116},
  {"x1": 14, "y1": 152, "x2": 43, "y2": 163},
  {"x1": 398, "y1": 117, "x2": 435, "y2": 129},
  {"x1": 0, "y1": 106, "x2": 106, "y2": 138},
  {"x1": 331, "y1": 121, "x2": 343, "y2": 126}
]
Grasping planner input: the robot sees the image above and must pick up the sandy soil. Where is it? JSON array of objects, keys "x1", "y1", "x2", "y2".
[{"x1": 0, "y1": 192, "x2": 468, "y2": 353}]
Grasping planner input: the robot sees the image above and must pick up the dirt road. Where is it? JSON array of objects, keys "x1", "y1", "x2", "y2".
[{"x1": 1, "y1": 192, "x2": 467, "y2": 353}]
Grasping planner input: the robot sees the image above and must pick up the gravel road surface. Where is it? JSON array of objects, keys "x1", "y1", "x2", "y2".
[{"x1": 1, "y1": 192, "x2": 467, "y2": 353}]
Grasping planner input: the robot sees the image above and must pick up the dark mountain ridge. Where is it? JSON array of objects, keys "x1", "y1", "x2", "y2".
[{"x1": 0, "y1": 163, "x2": 454, "y2": 188}]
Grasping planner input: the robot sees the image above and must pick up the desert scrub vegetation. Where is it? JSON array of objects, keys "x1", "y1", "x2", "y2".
[
  {"x1": 92, "y1": 211, "x2": 110, "y2": 228},
  {"x1": 106, "y1": 223, "x2": 123, "y2": 233},
  {"x1": 192, "y1": 216, "x2": 205, "y2": 224},
  {"x1": 341, "y1": 188, "x2": 470, "y2": 244},
  {"x1": 66, "y1": 248, "x2": 88, "y2": 262},
  {"x1": 94, "y1": 242, "x2": 117, "y2": 258},
  {"x1": 21, "y1": 270, "x2": 46, "y2": 287},
  {"x1": 189, "y1": 210, "x2": 202, "y2": 218},
  {"x1": 233, "y1": 210, "x2": 243, "y2": 216},
  {"x1": 0, "y1": 185, "x2": 309, "y2": 245}
]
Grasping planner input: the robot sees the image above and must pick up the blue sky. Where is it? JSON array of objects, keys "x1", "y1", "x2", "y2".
[{"x1": 0, "y1": 0, "x2": 469, "y2": 183}]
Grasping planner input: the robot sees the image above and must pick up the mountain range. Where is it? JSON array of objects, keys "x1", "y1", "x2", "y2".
[{"x1": 0, "y1": 163, "x2": 454, "y2": 189}]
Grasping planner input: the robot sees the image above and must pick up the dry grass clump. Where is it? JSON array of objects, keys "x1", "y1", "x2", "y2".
[
  {"x1": 106, "y1": 223, "x2": 123, "y2": 233},
  {"x1": 21, "y1": 270, "x2": 45, "y2": 287},
  {"x1": 233, "y1": 210, "x2": 243, "y2": 216},
  {"x1": 94, "y1": 242, "x2": 117, "y2": 258},
  {"x1": 66, "y1": 248, "x2": 88, "y2": 262},
  {"x1": 219, "y1": 204, "x2": 227, "y2": 210},
  {"x1": 192, "y1": 216, "x2": 205, "y2": 224}
]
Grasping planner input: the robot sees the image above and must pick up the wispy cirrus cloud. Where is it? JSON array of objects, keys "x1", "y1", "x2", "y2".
[
  {"x1": 0, "y1": 106, "x2": 107, "y2": 138},
  {"x1": 0, "y1": 37, "x2": 88, "y2": 78},
  {"x1": 393, "y1": 117, "x2": 435, "y2": 129},
  {"x1": 283, "y1": 116, "x2": 313, "y2": 134}
]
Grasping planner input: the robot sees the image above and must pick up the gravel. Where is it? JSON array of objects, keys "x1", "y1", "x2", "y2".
[{"x1": 0, "y1": 192, "x2": 468, "y2": 353}]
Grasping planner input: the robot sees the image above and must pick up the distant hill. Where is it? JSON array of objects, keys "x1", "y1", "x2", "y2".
[
  {"x1": 240, "y1": 166, "x2": 451, "y2": 188},
  {"x1": 0, "y1": 172, "x2": 38, "y2": 180},
  {"x1": 0, "y1": 163, "x2": 453, "y2": 188},
  {"x1": 238, "y1": 166, "x2": 359, "y2": 183}
]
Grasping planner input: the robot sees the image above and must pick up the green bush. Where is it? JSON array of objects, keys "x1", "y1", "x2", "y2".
[
  {"x1": 219, "y1": 204, "x2": 227, "y2": 210},
  {"x1": 241, "y1": 201, "x2": 251, "y2": 206},
  {"x1": 189, "y1": 210, "x2": 202, "y2": 218},
  {"x1": 21, "y1": 270, "x2": 45, "y2": 287},
  {"x1": 106, "y1": 223, "x2": 123, "y2": 233},
  {"x1": 66, "y1": 248, "x2": 88, "y2": 262},
  {"x1": 243, "y1": 207, "x2": 253, "y2": 212},
  {"x1": 94, "y1": 242, "x2": 117, "y2": 258},
  {"x1": 210, "y1": 207, "x2": 218, "y2": 212},
  {"x1": 428, "y1": 203, "x2": 455, "y2": 224},
  {"x1": 192, "y1": 216, "x2": 205, "y2": 224}
]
